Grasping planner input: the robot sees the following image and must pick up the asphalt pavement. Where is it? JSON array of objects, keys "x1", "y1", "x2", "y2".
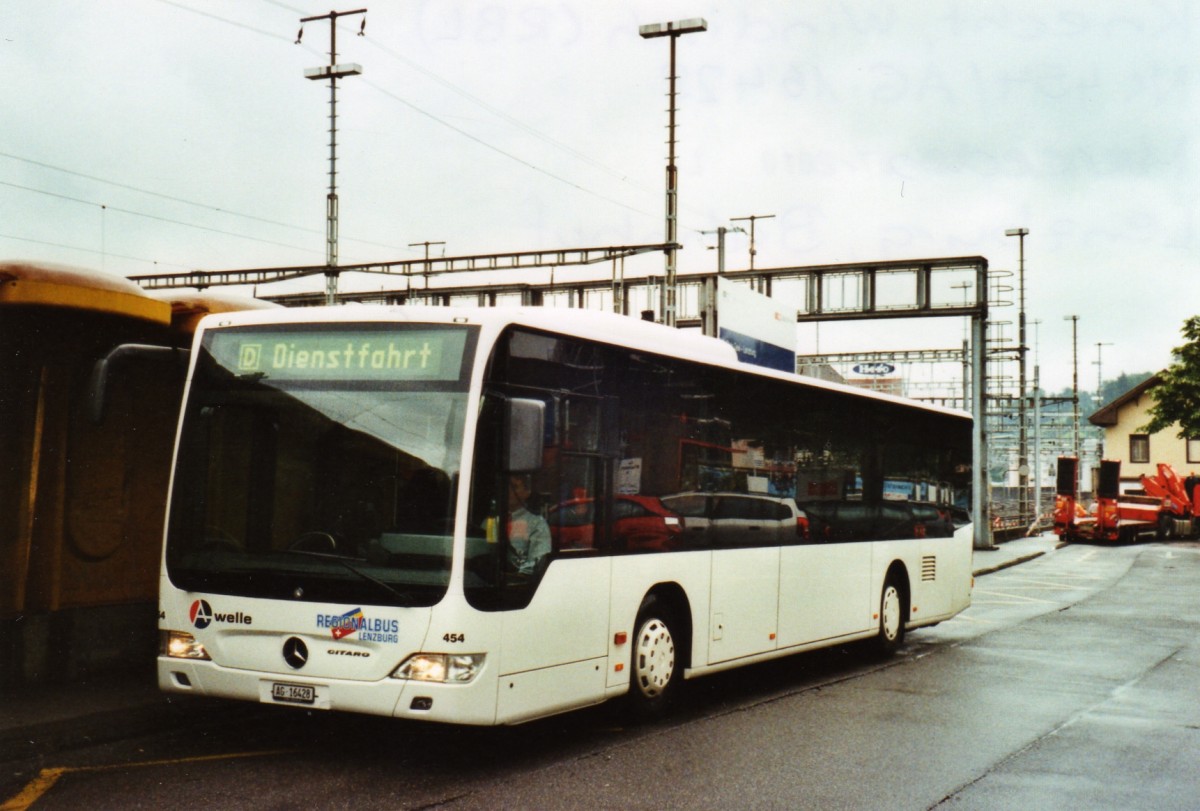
[{"x1": 0, "y1": 533, "x2": 1062, "y2": 764}]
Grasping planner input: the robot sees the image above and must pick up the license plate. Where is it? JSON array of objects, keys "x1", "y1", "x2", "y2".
[{"x1": 271, "y1": 682, "x2": 315, "y2": 705}]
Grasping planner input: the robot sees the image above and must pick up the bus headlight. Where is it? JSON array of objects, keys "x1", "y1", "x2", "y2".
[
  {"x1": 161, "y1": 630, "x2": 211, "y2": 660},
  {"x1": 392, "y1": 653, "x2": 485, "y2": 683}
]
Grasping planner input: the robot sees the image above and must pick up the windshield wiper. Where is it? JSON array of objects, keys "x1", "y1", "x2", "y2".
[{"x1": 283, "y1": 549, "x2": 415, "y2": 604}]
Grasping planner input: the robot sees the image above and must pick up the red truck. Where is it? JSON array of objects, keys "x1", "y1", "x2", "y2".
[{"x1": 1053, "y1": 456, "x2": 1200, "y2": 543}]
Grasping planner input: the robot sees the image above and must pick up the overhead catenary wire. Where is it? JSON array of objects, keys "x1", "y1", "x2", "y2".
[
  {"x1": 5, "y1": 1, "x2": 717, "y2": 274},
  {"x1": 0, "y1": 181, "x2": 316, "y2": 255},
  {"x1": 0, "y1": 231, "x2": 191, "y2": 270},
  {"x1": 0, "y1": 154, "x2": 415, "y2": 271},
  {"x1": 360, "y1": 77, "x2": 662, "y2": 222},
  {"x1": 164, "y1": 0, "x2": 713, "y2": 232},
  {"x1": 0, "y1": 152, "x2": 326, "y2": 238}
]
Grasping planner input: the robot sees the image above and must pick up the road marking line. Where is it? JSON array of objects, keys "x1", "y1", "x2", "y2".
[
  {"x1": 971, "y1": 590, "x2": 1057, "y2": 604},
  {"x1": 950, "y1": 614, "x2": 996, "y2": 624},
  {"x1": 1, "y1": 768, "x2": 67, "y2": 811},
  {"x1": 1, "y1": 749, "x2": 295, "y2": 811}
]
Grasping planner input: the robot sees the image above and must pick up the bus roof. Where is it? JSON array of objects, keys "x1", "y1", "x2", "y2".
[
  {"x1": 0, "y1": 261, "x2": 170, "y2": 324},
  {"x1": 195, "y1": 304, "x2": 971, "y2": 422}
]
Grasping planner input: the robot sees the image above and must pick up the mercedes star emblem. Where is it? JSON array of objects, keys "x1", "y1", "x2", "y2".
[{"x1": 283, "y1": 636, "x2": 309, "y2": 669}]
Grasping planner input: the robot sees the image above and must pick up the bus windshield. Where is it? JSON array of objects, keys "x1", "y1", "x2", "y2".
[{"x1": 164, "y1": 323, "x2": 477, "y2": 608}]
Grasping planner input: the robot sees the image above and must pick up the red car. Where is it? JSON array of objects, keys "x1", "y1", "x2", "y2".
[{"x1": 548, "y1": 495, "x2": 684, "y2": 553}]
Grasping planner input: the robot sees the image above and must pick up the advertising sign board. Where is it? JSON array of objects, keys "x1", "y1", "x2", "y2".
[{"x1": 716, "y1": 280, "x2": 795, "y2": 373}]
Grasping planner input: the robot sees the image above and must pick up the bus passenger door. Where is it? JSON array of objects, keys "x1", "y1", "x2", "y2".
[
  {"x1": 707, "y1": 547, "x2": 780, "y2": 664},
  {"x1": 491, "y1": 395, "x2": 614, "y2": 723}
]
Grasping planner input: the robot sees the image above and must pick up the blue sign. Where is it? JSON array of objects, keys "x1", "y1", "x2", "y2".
[
  {"x1": 852, "y1": 362, "x2": 895, "y2": 376},
  {"x1": 719, "y1": 327, "x2": 795, "y2": 373}
]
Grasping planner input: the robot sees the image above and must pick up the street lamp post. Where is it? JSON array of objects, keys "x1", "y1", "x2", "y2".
[
  {"x1": 1005, "y1": 228, "x2": 1029, "y2": 527},
  {"x1": 640, "y1": 18, "x2": 707, "y2": 327}
]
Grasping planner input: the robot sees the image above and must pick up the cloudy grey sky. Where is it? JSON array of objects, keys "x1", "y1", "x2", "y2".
[{"x1": 4, "y1": 0, "x2": 1197, "y2": 393}]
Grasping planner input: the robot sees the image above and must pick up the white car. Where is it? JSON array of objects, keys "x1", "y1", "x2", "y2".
[{"x1": 660, "y1": 492, "x2": 810, "y2": 547}]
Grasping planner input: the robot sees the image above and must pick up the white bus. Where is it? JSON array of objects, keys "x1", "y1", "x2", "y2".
[{"x1": 157, "y1": 306, "x2": 973, "y2": 725}]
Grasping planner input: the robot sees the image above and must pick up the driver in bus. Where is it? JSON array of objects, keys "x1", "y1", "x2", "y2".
[{"x1": 507, "y1": 474, "x2": 551, "y2": 575}]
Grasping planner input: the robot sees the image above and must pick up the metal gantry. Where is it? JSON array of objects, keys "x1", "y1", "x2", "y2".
[{"x1": 127, "y1": 244, "x2": 676, "y2": 292}]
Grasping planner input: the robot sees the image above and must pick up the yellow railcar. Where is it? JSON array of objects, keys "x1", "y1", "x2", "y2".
[{"x1": 0, "y1": 261, "x2": 270, "y2": 685}]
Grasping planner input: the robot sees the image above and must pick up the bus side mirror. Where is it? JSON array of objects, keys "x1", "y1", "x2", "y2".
[
  {"x1": 88, "y1": 343, "x2": 190, "y2": 425},
  {"x1": 504, "y1": 398, "x2": 545, "y2": 473}
]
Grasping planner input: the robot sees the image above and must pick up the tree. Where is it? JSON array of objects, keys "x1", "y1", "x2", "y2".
[
  {"x1": 1142, "y1": 315, "x2": 1200, "y2": 439},
  {"x1": 1102, "y1": 371, "x2": 1153, "y2": 405}
]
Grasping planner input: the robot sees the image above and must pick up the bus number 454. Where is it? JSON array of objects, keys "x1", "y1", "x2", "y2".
[{"x1": 443, "y1": 633, "x2": 465, "y2": 644}]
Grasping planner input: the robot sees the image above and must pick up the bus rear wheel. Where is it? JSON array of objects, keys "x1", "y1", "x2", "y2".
[
  {"x1": 874, "y1": 578, "x2": 905, "y2": 657},
  {"x1": 628, "y1": 598, "x2": 680, "y2": 718}
]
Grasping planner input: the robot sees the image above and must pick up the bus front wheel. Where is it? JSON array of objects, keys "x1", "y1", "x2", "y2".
[
  {"x1": 628, "y1": 598, "x2": 680, "y2": 718},
  {"x1": 875, "y1": 578, "x2": 906, "y2": 657}
]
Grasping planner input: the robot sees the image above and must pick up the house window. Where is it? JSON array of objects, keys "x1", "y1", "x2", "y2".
[
  {"x1": 1188, "y1": 438, "x2": 1200, "y2": 464},
  {"x1": 1129, "y1": 434, "x2": 1150, "y2": 464}
]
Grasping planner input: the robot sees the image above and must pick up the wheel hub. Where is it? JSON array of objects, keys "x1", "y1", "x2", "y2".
[
  {"x1": 634, "y1": 618, "x2": 675, "y2": 697},
  {"x1": 881, "y1": 585, "x2": 901, "y2": 641}
]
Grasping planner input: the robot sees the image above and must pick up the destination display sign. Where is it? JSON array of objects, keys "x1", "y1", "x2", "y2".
[{"x1": 206, "y1": 326, "x2": 470, "y2": 382}]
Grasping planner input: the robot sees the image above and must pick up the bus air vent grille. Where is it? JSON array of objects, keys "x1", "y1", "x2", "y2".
[{"x1": 921, "y1": 555, "x2": 937, "y2": 582}]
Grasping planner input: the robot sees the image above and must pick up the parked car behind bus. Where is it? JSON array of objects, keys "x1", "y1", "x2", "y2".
[
  {"x1": 661, "y1": 492, "x2": 810, "y2": 547},
  {"x1": 549, "y1": 495, "x2": 684, "y2": 553}
]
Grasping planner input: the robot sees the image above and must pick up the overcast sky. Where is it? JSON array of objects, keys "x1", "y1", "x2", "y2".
[{"x1": 4, "y1": 0, "x2": 1197, "y2": 393}]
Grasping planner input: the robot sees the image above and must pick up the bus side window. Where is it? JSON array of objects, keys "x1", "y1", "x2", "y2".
[
  {"x1": 549, "y1": 487, "x2": 597, "y2": 552},
  {"x1": 546, "y1": 452, "x2": 604, "y2": 554}
]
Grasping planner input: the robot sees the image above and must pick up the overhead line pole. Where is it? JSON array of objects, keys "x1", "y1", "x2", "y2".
[
  {"x1": 1094, "y1": 341, "x2": 1113, "y2": 403},
  {"x1": 699, "y1": 224, "x2": 744, "y2": 338},
  {"x1": 732, "y1": 213, "x2": 775, "y2": 291},
  {"x1": 1005, "y1": 227, "x2": 1029, "y2": 526},
  {"x1": 409, "y1": 240, "x2": 446, "y2": 287},
  {"x1": 1065, "y1": 314, "x2": 1081, "y2": 488},
  {"x1": 300, "y1": 7, "x2": 367, "y2": 305},
  {"x1": 1094, "y1": 340, "x2": 1113, "y2": 458},
  {"x1": 973, "y1": 261, "x2": 991, "y2": 549}
]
